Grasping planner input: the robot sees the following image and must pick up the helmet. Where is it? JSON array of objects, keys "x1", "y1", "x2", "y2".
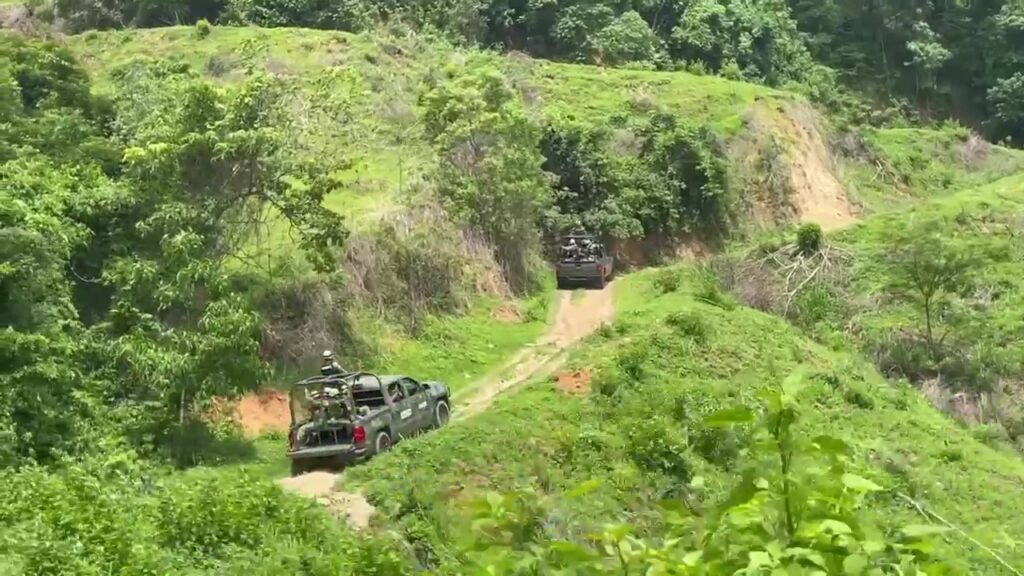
[
  {"x1": 569, "y1": 239, "x2": 576, "y2": 246},
  {"x1": 322, "y1": 350, "x2": 333, "y2": 360}
]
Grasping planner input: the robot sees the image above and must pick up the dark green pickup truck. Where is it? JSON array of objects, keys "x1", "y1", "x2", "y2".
[{"x1": 286, "y1": 371, "x2": 451, "y2": 476}]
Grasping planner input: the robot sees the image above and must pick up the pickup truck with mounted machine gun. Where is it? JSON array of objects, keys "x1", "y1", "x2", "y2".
[{"x1": 286, "y1": 371, "x2": 451, "y2": 476}]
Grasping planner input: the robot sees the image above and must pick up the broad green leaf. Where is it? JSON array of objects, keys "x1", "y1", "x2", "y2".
[
  {"x1": 842, "y1": 473, "x2": 883, "y2": 492},
  {"x1": 812, "y1": 435, "x2": 851, "y2": 455},
  {"x1": 485, "y1": 491, "x2": 503, "y2": 509},
  {"x1": 567, "y1": 478, "x2": 603, "y2": 498},
  {"x1": 819, "y1": 519, "x2": 854, "y2": 535},
  {"x1": 703, "y1": 406, "x2": 755, "y2": 427},
  {"x1": 683, "y1": 550, "x2": 703, "y2": 566},
  {"x1": 748, "y1": 550, "x2": 774, "y2": 569},
  {"x1": 843, "y1": 554, "x2": 869, "y2": 574}
]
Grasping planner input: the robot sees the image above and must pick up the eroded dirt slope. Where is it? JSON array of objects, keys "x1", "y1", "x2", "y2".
[{"x1": 731, "y1": 100, "x2": 858, "y2": 232}]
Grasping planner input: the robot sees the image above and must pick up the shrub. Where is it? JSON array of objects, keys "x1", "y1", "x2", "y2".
[
  {"x1": 195, "y1": 18, "x2": 212, "y2": 38},
  {"x1": 627, "y1": 416, "x2": 692, "y2": 481},
  {"x1": 664, "y1": 311, "x2": 709, "y2": 344},
  {"x1": 653, "y1": 268, "x2": 682, "y2": 293},
  {"x1": 790, "y1": 283, "x2": 843, "y2": 329},
  {"x1": 795, "y1": 222, "x2": 823, "y2": 255},
  {"x1": 616, "y1": 342, "x2": 649, "y2": 380}
]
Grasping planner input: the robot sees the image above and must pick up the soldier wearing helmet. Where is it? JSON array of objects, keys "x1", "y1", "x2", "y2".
[{"x1": 319, "y1": 350, "x2": 346, "y2": 377}]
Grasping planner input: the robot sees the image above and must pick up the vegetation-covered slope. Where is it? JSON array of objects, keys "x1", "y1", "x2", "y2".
[
  {"x1": 65, "y1": 25, "x2": 1024, "y2": 242},
  {"x1": 342, "y1": 263, "x2": 1024, "y2": 573},
  {"x1": 707, "y1": 173, "x2": 1024, "y2": 446}
]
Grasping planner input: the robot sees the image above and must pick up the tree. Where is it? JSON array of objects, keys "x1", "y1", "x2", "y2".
[
  {"x1": 422, "y1": 63, "x2": 550, "y2": 293},
  {"x1": 0, "y1": 39, "x2": 351, "y2": 464},
  {"x1": 987, "y1": 72, "x2": 1024, "y2": 144},
  {"x1": 593, "y1": 10, "x2": 663, "y2": 66},
  {"x1": 885, "y1": 223, "x2": 973, "y2": 351}
]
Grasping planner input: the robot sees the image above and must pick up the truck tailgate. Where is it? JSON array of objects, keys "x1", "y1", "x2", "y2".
[{"x1": 556, "y1": 261, "x2": 602, "y2": 280}]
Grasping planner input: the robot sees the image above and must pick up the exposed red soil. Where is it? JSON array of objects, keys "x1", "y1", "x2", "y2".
[{"x1": 553, "y1": 369, "x2": 592, "y2": 396}]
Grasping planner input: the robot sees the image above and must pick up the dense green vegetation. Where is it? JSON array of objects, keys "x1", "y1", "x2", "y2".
[{"x1": 24, "y1": 0, "x2": 1024, "y2": 142}]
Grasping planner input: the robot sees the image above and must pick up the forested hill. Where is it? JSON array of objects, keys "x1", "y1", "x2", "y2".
[{"x1": 21, "y1": 0, "x2": 1024, "y2": 143}]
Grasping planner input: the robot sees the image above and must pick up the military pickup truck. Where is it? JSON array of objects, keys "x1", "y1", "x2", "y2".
[
  {"x1": 555, "y1": 232, "x2": 614, "y2": 289},
  {"x1": 286, "y1": 371, "x2": 451, "y2": 476}
]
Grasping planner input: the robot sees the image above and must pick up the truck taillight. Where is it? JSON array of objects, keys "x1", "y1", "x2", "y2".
[{"x1": 353, "y1": 425, "x2": 366, "y2": 444}]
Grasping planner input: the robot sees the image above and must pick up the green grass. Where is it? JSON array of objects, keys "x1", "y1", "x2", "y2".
[
  {"x1": 366, "y1": 293, "x2": 553, "y2": 395},
  {"x1": 338, "y1": 264, "x2": 1024, "y2": 574},
  {"x1": 841, "y1": 127, "x2": 1024, "y2": 213},
  {"x1": 826, "y1": 174, "x2": 1024, "y2": 436},
  {"x1": 839, "y1": 170, "x2": 1024, "y2": 343}
]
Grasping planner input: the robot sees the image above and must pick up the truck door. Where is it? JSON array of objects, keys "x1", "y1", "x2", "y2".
[
  {"x1": 399, "y1": 377, "x2": 431, "y2": 432},
  {"x1": 386, "y1": 380, "x2": 416, "y2": 438}
]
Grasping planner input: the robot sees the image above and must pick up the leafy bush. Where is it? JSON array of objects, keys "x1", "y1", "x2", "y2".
[
  {"x1": 460, "y1": 371, "x2": 954, "y2": 573},
  {"x1": 0, "y1": 459, "x2": 411, "y2": 574},
  {"x1": 195, "y1": 18, "x2": 212, "y2": 38},
  {"x1": 540, "y1": 114, "x2": 729, "y2": 251},
  {"x1": 626, "y1": 415, "x2": 691, "y2": 481},
  {"x1": 0, "y1": 39, "x2": 349, "y2": 465},
  {"x1": 652, "y1": 268, "x2": 682, "y2": 293},
  {"x1": 664, "y1": 310, "x2": 709, "y2": 344},
  {"x1": 423, "y1": 63, "x2": 550, "y2": 294},
  {"x1": 615, "y1": 342, "x2": 648, "y2": 380},
  {"x1": 796, "y1": 222, "x2": 824, "y2": 254},
  {"x1": 790, "y1": 282, "x2": 844, "y2": 330}
]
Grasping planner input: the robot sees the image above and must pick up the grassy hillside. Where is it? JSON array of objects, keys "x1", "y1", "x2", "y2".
[
  {"x1": 339, "y1": 262, "x2": 1024, "y2": 573},
  {"x1": 836, "y1": 174, "x2": 1024, "y2": 440},
  {"x1": 66, "y1": 25, "x2": 1024, "y2": 237}
]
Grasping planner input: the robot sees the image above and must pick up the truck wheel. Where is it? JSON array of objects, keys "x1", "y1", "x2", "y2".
[
  {"x1": 373, "y1": 430, "x2": 393, "y2": 455},
  {"x1": 290, "y1": 459, "x2": 307, "y2": 477},
  {"x1": 595, "y1": 274, "x2": 606, "y2": 289},
  {"x1": 433, "y1": 400, "x2": 451, "y2": 428}
]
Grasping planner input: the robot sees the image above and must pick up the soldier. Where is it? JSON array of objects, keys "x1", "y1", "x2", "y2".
[
  {"x1": 562, "y1": 238, "x2": 579, "y2": 260},
  {"x1": 320, "y1": 350, "x2": 346, "y2": 377}
]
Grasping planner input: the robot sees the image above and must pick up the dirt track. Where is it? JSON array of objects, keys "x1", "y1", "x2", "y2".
[{"x1": 276, "y1": 282, "x2": 618, "y2": 527}]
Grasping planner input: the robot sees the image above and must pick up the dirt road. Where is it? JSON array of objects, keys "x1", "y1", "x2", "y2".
[{"x1": 277, "y1": 282, "x2": 618, "y2": 527}]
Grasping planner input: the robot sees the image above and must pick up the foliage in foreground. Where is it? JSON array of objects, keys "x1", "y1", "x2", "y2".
[
  {"x1": 0, "y1": 456, "x2": 410, "y2": 575},
  {"x1": 464, "y1": 372, "x2": 953, "y2": 574}
]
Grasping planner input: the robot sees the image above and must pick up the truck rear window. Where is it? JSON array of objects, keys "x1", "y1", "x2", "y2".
[{"x1": 354, "y1": 390, "x2": 387, "y2": 408}]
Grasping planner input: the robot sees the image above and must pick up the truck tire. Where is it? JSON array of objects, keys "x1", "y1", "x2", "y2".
[
  {"x1": 290, "y1": 459, "x2": 307, "y2": 477},
  {"x1": 595, "y1": 273, "x2": 606, "y2": 290},
  {"x1": 373, "y1": 430, "x2": 393, "y2": 455},
  {"x1": 433, "y1": 400, "x2": 451, "y2": 428}
]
